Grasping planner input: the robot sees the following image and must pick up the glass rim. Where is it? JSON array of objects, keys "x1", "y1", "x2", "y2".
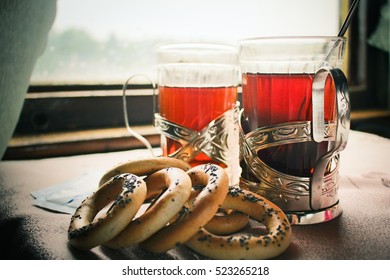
[
  {"x1": 156, "y1": 42, "x2": 238, "y2": 65},
  {"x1": 239, "y1": 36, "x2": 346, "y2": 45},
  {"x1": 155, "y1": 42, "x2": 238, "y2": 54}
]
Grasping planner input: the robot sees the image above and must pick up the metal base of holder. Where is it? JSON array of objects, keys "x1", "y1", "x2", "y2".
[{"x1": 286, "y1": 202, "x2": 342, "y2": 225}]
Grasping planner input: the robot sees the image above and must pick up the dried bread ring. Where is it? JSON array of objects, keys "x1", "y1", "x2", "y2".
[
  {"x1": 99, "y1": 157, "x2": 191, "y2": 187},
  {"x1": 68, "y1": 173, "x2": 147, "y2": 250},
  {"x1": 185, "y1": 176, "x2": 250, "y2": 236},
  {"x1": 141, "y1": 164, "x2": 229, "y2": 253},
  {"x1": 185, "y1": 187, "x2": 292, "y2": 259},
  {"x1": 204, "y1": 209, "x2": 249, "y2": 235},
  {"x1": 104, "y1": 167, "x2": 192, "y2": 248}
]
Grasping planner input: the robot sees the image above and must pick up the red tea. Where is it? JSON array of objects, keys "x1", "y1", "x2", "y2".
[
  {"x1": 159, "y1": 86, "x2": 237, "y2": 166},
  {"x1": 241, "y1": 73, "x2": 336, "y2": 177}
]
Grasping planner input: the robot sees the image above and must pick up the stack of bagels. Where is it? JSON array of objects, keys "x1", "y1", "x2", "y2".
[{"x1": 68, "y1": 157, "x2": 291, "y2": 260}]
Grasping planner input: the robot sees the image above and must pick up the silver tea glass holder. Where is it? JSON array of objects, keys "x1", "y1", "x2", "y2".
[{"x1": 239, "y1": 67, "x2": 350, "y2": 225}]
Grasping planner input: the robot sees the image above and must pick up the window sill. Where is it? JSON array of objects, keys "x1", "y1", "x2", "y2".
[
  {"x1": 3, "y1": 125, "x2": 160, "y2": 160},
  {"x1": 350, "y1": 109, "x2": 390, "y2": 120},
  {"x1": 350, "y1": 109, "x2": 390, "y2": 139},
  {"x1": 6, "y1": 109, "x2": 390, "y2": 160}
]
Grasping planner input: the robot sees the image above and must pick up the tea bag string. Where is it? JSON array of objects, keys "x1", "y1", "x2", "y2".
[{"x1": 122, "y1": 74, "x2": 156, "y2": 157}]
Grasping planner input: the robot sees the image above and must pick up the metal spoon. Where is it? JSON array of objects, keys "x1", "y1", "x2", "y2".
[
  {"x1": 338, "y1": 0, "x2": 360, "y2": 37},
  {"x1": 322, "y1": 0, "x2": 360, "y2": 65}
]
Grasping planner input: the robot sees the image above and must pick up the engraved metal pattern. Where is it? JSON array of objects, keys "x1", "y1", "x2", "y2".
[
  {"x1": 245, "y1": 121, "x2": 337, "y2": 153},
  {"x1": 154, "y1": 103, "x2": 239, "y2": 165},
  {"x1": 239, "y1": 117, "x2": 340, "y2": 211},
  {"x1": 154, "y1": 114, "x2": 197, "y2": 144}
]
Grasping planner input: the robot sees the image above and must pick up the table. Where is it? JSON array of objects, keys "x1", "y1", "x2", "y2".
[{"x1": 0, "y1": 130, "x2": 389, "y2": 260}]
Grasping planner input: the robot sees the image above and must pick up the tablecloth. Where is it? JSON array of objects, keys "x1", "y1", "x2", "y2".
[{"x1": 0, "y1": 130, "x2": 389, "y2": 259}]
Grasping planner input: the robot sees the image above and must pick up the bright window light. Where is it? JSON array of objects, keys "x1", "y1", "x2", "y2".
[{"x1": 30, "y1": 0, "x2": 340, "y2": 85}]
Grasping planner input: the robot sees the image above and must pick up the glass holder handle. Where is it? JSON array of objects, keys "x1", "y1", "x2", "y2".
[
  {"x1": 122, "y1": 74, "x2": 156, "y2": 157},
  {"x1": 310, "y1": 67, "x2": 350, "y2": 210}
]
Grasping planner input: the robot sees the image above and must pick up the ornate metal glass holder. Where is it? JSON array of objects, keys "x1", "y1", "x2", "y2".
[
  {"x1": 239, "y1": 68, "x2": 350, "y2": 225},
  {"x1": 154, "y1": 102, "x2": 241, "y2": 186}
]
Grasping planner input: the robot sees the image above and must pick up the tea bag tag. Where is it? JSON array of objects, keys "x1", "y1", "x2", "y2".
[{"x1": 312, "y1": 69, "x2": 327, "y2": 143}]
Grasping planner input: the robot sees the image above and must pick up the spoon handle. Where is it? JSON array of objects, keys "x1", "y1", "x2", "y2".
[{"x1": 338, "y1": 0, "x2": 360, "y2": 37}]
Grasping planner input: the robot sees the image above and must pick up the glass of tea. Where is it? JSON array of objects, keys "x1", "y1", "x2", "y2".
[
  {"x1": 239, "y1": 37, "x2": 350, "y2": 224},
  {"x1": 154, "y1": 43, "x2": 241, "y2": 186}
]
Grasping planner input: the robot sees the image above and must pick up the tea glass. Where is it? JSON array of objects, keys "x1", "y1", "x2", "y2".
[
  {"x1": 154, "y1": 43, "x2": 241, "y2": 187},
  {"x1": 239, "y1": 37, "x2": 350, "y2": 224}
]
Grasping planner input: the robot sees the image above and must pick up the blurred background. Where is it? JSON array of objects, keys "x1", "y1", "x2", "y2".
[{"x1": 30, "y1": 0, "x2": 342, "y2": 84}]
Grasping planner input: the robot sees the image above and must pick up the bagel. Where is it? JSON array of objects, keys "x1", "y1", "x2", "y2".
[
  {"x1": 141, "y1": 163, "x2": 229, "y2": 253},
  {"x1": 99, "y1": 157, "x2": 191, "y2": 187},
  {"x1": 104, "y1": 167, "x2": 192, "y2": 248},
  {"x1": 185, "y1": 187, "x2": 292, "y2": 259},
  {"x1": 68, "y1": 173, "x2": 147, "y2": 250},
  {"x1": 204, "y1": 209, "x2": 249, "y2": 235}
]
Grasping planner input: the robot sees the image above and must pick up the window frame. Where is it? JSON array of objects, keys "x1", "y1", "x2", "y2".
[{"x1": 4, "y1": 84, "x2": 161, "y2": 160}]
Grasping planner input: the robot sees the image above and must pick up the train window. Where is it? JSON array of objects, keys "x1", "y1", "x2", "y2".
[{"x1": 30, "y1": 0, "x2": 340, "y2": 85}]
